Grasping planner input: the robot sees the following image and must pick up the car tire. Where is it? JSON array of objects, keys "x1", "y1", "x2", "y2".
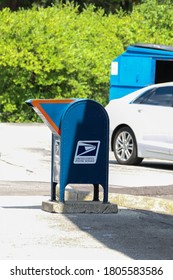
[{"x1": 113, "y1": 126, "x2": 143, "y2": 165}]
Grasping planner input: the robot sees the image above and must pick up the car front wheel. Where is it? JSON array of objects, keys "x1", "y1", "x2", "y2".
[{"x1": 113, "y1": 126, "x2": 143, "y2": 165}]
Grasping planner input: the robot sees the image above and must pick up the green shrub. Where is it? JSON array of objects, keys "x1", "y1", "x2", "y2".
[
  {"x1": 0, "y1": 1, "x2": 172, "y2": 122},
  {"x1": 0, "y1": 5, "x2": 123, "y2": 122}
]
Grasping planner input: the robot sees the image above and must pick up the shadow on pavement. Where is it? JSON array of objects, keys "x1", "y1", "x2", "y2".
[
  {"x1": 63, "y1": 208, "x2": 173, "y2": 260},
  {"x1": 109, "y1": 159, "x2": 173, "y2": 171}
]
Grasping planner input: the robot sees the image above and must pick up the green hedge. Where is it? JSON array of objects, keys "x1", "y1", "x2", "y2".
[{"x1": 0, "y1": 0, "x2": 173, "y2": 122}]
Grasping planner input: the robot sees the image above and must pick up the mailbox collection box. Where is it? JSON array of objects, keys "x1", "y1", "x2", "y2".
[{"x1": 26, "y1": 98, "x2": 109, "y2": 203}]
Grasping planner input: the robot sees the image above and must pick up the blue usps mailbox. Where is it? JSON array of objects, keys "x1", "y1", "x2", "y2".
[{"x1": 26, "y1": 98, "x2": 109, "y2": 203}]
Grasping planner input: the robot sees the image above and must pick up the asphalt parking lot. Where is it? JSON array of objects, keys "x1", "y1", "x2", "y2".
[{"x1": 1, "y1": 123, "x2": 173, "y2": 260}]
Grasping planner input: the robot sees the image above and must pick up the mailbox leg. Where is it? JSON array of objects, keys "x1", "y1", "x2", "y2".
[
  {"x1": 51, "y1": 133, "x2": 57, "y2": 201},
  {"x1": 59, "y1": 181, "x2": 66, "y2": 203},
  {"x1": 93, "y1": 184, "x2": 99, "y2": 201},
  {"x1": 103, "y1": 187, "x2": 108, "y2": 204},
  {"x1": 51, "y1": 182, "x2": 57, "y2": 201}
]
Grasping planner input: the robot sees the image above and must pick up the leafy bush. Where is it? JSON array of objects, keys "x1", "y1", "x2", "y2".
[
  {"x1": 0, "y1": 5, "x2": 123, "y2": 121},
  {"x1": 0, "y1": 1, "x2": 172, "y2": 122}
]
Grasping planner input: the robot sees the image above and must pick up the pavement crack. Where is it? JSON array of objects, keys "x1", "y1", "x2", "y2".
[
  {"x1": 0, "y1": 158, "x2": 23, "y2": 168},
  {"x1": 0, "y1": 158, "x2": 33, "y2": 174}
]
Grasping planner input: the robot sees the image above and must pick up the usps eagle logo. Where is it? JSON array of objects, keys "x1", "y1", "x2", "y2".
[{"x1": 73, "y1": 141, "x2": 100, "y2": 164}]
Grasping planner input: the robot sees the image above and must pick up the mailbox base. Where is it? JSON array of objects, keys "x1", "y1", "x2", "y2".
[{"x1": 42, "y1": 200, "x2": 118, "y2": 214}]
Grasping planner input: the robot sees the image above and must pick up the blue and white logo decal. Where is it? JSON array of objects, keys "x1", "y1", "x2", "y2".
[{"x1": 73, "y1": 141, "x2": 100, "y2": 164}]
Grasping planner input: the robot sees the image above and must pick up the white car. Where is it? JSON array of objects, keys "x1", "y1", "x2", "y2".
[{"x1": 105, "y1": 82, "x2": 173, "y2": 165}]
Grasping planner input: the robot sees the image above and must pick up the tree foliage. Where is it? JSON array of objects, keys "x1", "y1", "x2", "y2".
[
  {"x1": 0, "y1": 0, "x2": 172, "y2": 122},
  {"x1": 0, "y1": 0, "x2": 143, "y2": 13}
]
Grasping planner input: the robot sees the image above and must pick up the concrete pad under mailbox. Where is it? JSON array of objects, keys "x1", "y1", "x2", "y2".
[{"x1": 42, "y1": 200, "x2": 118, "y2": 214}]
